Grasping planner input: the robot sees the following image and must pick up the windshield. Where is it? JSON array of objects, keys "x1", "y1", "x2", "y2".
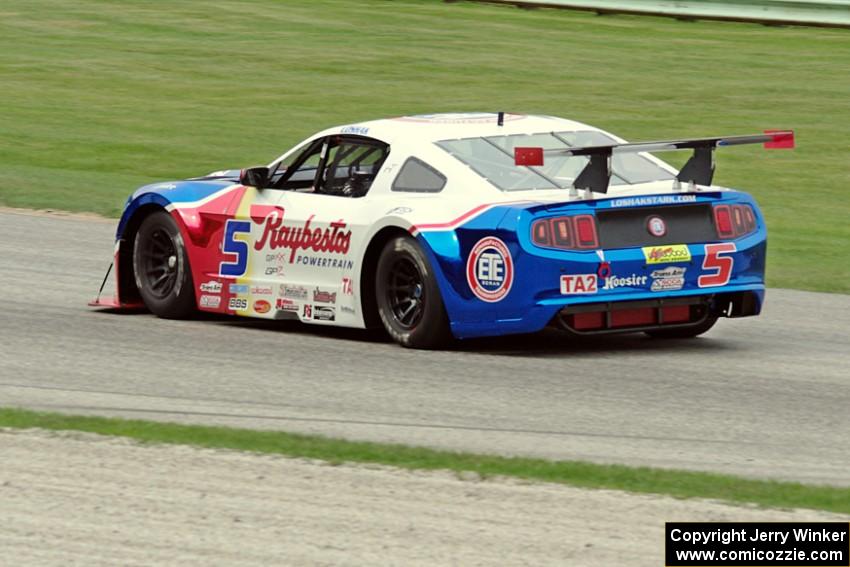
[{"x1": 436, "y1": 131, "x2": 675, "y2": 192}]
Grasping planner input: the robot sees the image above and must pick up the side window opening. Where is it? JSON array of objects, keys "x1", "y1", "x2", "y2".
[
  {"x1": 317, "y1": 137, "x2": 389, "y2": 198},
  {"x1": 391, "y1": 157, "x2": 446, "y2": 193},
  {"x1": 271, "y1": 139, "x2": 324, "y2": 190},
  {"x1": 275, "y1": 135, "x2": 388, "y2": 197}
]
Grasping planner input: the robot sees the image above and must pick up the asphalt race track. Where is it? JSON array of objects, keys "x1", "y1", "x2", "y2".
[{"x1": 1, "y1": 209, "x2": 848, "y2": 486}]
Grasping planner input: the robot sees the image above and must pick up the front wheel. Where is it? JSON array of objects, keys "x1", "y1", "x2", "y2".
[
  {"x1": 644, "y1": 315, "x2": 718, "y2": 339},
  {"x1": 133, "y1": 211, "x2": 195, "y2": 319},
  {"x1": 375, "y1": 236, "x2": 451, "y2": 349}
]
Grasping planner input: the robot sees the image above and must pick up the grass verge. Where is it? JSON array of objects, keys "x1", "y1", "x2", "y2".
[
  {"x1": 0, "y1": 1, "x2": 848, "y2": 292},
  {"x1": 2, "y1": 407, "x2": 847, "y2": 514}
]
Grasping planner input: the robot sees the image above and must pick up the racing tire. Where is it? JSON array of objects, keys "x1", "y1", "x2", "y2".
[
  {"x1": 644, "y1": 315, "x2": 718, "y2": 339},
  {"x1": 133, "y1": 211, "x2": 196, "y2": 319},
  {"x1": 375, "y1": 236, "x2": 451, "y2": 349}
]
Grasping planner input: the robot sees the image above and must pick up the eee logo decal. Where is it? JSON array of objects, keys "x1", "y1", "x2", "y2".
[{"x1": 466, "y1": 237, "x2": 513, "y2": 302}]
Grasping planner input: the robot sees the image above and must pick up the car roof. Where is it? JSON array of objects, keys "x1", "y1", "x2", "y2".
[{"x1": 315, "y1": 113, "x2": 603, "y2": 145}]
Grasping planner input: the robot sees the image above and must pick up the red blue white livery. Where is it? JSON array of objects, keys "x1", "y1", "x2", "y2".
[{"x1": 90, "y1": 113, "x2": 793, "y2": 348}]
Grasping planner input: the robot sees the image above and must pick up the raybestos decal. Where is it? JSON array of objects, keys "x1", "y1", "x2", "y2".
[{"x1": 254, "y1": 207, "x2": 351, "y2": 262}]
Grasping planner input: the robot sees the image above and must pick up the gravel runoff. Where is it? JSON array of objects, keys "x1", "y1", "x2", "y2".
[{"x1": 1, "y1": 429, "x2": 846, "y2": 566}]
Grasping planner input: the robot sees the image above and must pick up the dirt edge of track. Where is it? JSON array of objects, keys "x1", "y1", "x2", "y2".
[{"x1": 2, "y1": 428, "x2": 846, "y2": 567}]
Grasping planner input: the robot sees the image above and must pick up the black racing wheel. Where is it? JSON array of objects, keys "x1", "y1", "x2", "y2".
[
  {"x1": 133, "y1": 211, "x2": 195, "y2": 318},
  {"x1": 644, "y1": 315, "x2": 718, "y2": 339},
  {"x1": 375, "y1": 236, "x2": 451, "y2": 349}
]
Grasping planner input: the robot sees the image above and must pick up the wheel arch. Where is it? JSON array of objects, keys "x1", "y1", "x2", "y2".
[
  {"x1": 116, "y1": 203, "x2": 170, "y2": 305},
  {"x1": 359, "y1": 226, "x2": 412, "y2": 329}
]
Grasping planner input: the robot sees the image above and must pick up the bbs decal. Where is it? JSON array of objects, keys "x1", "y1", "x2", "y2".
[{"x1": 228, "y1": 297, "x2": 248, "y2": 311}]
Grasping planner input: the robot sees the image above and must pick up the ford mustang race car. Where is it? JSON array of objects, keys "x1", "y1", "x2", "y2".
[{"x1": 90, "y1": 113, "x2": 793, "y2": 348}]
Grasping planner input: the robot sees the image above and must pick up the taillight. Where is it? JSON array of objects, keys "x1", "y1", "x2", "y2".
[
  {"x1": 713, "y1": 204, "x2": 757, "y2": 239},
  {"x1": 531, "y1": 215, "x2": 599, "y2": 250}
]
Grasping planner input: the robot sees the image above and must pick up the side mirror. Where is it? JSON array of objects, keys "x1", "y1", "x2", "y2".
[{"x1": 239, "y1": 166, "x2": 270, "y2": 189}]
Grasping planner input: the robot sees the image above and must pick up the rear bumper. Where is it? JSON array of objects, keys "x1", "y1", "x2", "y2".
[
  {"x1": 449, "y1": 284, "x2": 764, "y2": 339},
  {"x1": 555, "y1": 289, "x2": 760, "y2": 335}
]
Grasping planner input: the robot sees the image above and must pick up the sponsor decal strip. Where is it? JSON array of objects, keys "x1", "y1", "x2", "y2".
[
  {"x1": 651, "y1": 267, "x2": 687, "y2": 292},
  {"x1": 561, "y1": 274, "x2": 597, "y2": 294},
  {"x1": 253, "y1": 300, "x2": 271, "y2": 314},
  {"x1": 643, "y1": 244, "x2": 692, "y2": 265},
  {"x1": 609, "y1": 194, "x2": 698, "y2": 208}
]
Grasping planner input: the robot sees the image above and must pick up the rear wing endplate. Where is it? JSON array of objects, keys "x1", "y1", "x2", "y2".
[{"x1": 514, "y1": 130, "x2": 794, "y2": 194}]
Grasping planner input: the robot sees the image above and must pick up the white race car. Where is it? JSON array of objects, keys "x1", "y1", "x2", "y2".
[{"x1": 91, "y1": 113, "x2": 792, "y2": 348}]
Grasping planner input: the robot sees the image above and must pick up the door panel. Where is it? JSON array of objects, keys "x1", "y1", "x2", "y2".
[{"x1": 254, "y1": 191, "x2": 362, "y2": 324}]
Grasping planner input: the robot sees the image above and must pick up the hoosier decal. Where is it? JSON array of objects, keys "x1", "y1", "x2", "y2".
[{"x1": 602, "y1": 273, "x2": 648, "y2": 291}]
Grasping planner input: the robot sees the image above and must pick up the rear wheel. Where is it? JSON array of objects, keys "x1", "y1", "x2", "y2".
[
  {"x1": 133, "y1": 211, "x2": 195, "y2": 318},
  {"x1": 375, "y1": 236, "x2": 451, "y2": 349},
  {"x1": 644, "y1": 315, "x2": 718, "y2": 339}
]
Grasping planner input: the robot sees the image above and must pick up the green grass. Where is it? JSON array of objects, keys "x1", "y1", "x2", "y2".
[
  {"x1": 2, "y1": 407, "x2": 848, "y2": 514},
  {"x1": 1, "y1": 1, "x2": 848, "y2": 292}
]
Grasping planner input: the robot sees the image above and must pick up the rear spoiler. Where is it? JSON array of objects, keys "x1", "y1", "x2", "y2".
[{"x1": 514, "y1": 130, "x2": 794, "y2": 194}]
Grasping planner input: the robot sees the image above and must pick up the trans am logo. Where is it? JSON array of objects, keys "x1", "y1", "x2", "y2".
[{"x1": 466, "y1": 237, "x2": 513, "y2": 303}]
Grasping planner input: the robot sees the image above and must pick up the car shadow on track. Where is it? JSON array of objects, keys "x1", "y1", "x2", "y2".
[
  {"x1": 451, "y1": 328, "x2": 742, "y2": 358},
  {"x1": 202, "y1": 312, "x2": 741, "y2": 358},
  {"x1": 92, "y1": 308, "x2": 743, "y2": 358}
]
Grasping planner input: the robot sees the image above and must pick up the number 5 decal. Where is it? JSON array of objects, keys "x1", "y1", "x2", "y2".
[
  {"x1": 219, "y1": 219, "x2": 251, "y2": 277},
  {"x1": 699, "y1": 243, "x2": 736, "y2": 288}
]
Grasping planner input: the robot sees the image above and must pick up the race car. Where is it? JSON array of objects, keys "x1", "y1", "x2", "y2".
[{"x1": 90, "y1": 113, "x2": 793, "y2": 348}]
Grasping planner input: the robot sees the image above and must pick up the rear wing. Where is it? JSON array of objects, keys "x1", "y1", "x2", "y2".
[{"x1": 514, "y1": 130, "x2": 794, "y2": 194}]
